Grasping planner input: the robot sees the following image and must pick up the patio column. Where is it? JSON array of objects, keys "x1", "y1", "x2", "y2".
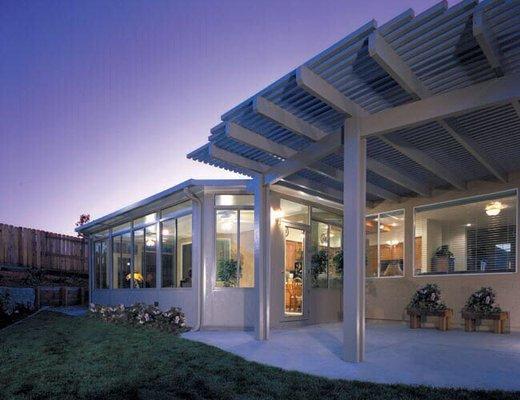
[
  {"x1": 343, "y1": 117, "x2": 366, "y2": 362},
  {"x1": 253, "y1": 176, "x2": 270, "y2": 340}
]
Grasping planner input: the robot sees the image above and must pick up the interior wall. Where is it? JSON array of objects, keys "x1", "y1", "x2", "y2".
[{"x1": 367, "y1": 175, "x2": 520, "y2": 330}]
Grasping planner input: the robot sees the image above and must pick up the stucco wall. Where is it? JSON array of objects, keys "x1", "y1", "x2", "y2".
[{"x1": 366, "y1": 175, "x2": 520, "y2": 330}]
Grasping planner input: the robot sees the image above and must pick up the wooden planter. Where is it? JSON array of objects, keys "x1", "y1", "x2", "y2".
[
  {"x1": 407, "y1": 308, "x2": 453, "y2": 331},
  {"x1": 462, "y1": 310, "x2": 509, "y2": 334}
]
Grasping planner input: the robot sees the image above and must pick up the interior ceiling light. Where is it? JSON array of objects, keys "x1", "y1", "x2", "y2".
[{"x1": 485, "y1": 201, "x2": 505, "y2": 216}]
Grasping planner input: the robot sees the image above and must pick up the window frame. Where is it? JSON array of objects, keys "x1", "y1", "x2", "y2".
[
  {"x1": 413, "y1": 189, "x2": 518, "y2": 278},
  {"x1": 214, "y1": 194, "x2": 254, "y2": 289},
  {"x1": 365, "y1": 209, "x2": 405, "y2": 279},
  {"x1": 159, "y1": 210, "x2": 193, "y2": 289},
  {"x1": 100, "y1": 199, "x2": 193, "y2": 290}
]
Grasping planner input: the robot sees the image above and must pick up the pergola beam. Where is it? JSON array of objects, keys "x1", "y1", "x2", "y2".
[
  {"x1": 473, "y1": 2, "x2": 504, "y2": 77},
  {"x1": 437, "y1": 119, "x2": 507, "y2": 183},
  {"x1": 209, "y1": 144, "x2": 268, "y2": 175},
  {"x1": 253, "y1": 97, "x2": 327, "y2": 141},
  {"x1": 368, "y1": 31, "x2": 431, "y2": 99},
  {"x1": 379, "y1": 136, "x2": 466, "y2": 190},
  {"x1": 225, "y1": 122, "x2": 296, "y2": 159},
  {"x1": 366, "y1": 158, "x2": 431, "y2": 197},
  {"x1": 284, "y1": 175, "x2": 342, "y2": 202},
  {"x1": 264, "y1": 131, "x2": 342, "y2": 185},
  {"x1": 306, "y1": 160, "x2": 400, "y2": 202},
  {"x1": 359, "y1": 72, "x2": 520, "y2": 137},
  {"x1": 295, "y1": 66, "x2": 368, "y2": 117}
]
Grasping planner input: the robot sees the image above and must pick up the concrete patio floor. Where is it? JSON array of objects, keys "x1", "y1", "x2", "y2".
[{"x1": 183, "y1": 321, "x2": 520, "y2": 391}]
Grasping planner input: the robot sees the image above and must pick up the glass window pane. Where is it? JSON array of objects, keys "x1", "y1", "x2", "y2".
[
  {"x1": 134, "y1": 213, "x2": 157, "y2": 227},
  {"x1": 144, "y1": 225, "x2": 157, "y2": 288},
  {"x1": 379, "y1": 211, "x2": 404, "y2": 277},
  {"x1": 310, "y1": 221, "x2": 329, "y2": 288},
  {"x1": 162, "y1": 201, "x2": 191, "y2": 219},
  {"x1": 132, "y1": 229, "x2": 145, "y2": 288},
  {"x1": 112, "y1": 222, "x2": 131, "y2": 234},
  {"x1": 328, "y1": 225, "x2": 342, "y2": 288},
  {"x1": 415, "y1": 192, "x2": 516, "y2": 275},
  {"x1": 215, "y1": 194, "x2": 254, "y2": 207},
  {"x1": 312, "y1": 207, "x2": 342, "y2": 225},
  {"x1": 112, "y1": 233, "x2": 131, "y2": 288},
  {"x1": 216, "y1": 210, "x2": 238, "y2": 287},
  {"x1": 365, "y1": 215, "x2": 379, "y2": 277},
  {"x1": 239, "y1": 210, "x2": 254, "y2": 288},
  {"x1": 177, "y1": 215, "x2": 192, "y2": 287},
  {"x1": 94, "y1": 240, "x2": 108, "y2": 289},
  {"x1": 281, "y1": 199, "x2": 309, "y2": 225},
  {"x1": 161, "y1": 219, "x2": 176, "y2": 287}
]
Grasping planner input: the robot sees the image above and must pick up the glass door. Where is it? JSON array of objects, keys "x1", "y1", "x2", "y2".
[{"x1": 284, "y1": 226, "x2": 307, "y2": 317}]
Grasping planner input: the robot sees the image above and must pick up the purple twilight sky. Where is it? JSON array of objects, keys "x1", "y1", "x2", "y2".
[{"x1": 1, "y1": 0, "x2": 453, "y2": 235}]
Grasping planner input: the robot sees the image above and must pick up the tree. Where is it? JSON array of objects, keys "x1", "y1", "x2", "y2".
[{"x1": 76, "y1": 214, "x2": 90, "y2": 238}]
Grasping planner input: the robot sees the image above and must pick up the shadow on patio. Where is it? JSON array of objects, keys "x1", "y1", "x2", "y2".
[{"x1": 183, "y1": 321, "x2": 520, "y2": 391}]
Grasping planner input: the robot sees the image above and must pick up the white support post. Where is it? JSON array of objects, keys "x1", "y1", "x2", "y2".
[
  {"x1": 253, "y1": 177, "x2": 270, "y2": 340},
  {"x1": 343, "y1": 117, "x2": 366, "y2": 362}
]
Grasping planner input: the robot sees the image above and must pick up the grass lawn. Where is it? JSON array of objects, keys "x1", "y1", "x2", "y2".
[{"x1": 0, "y1": 312, "x2": 517, "y2": 400}]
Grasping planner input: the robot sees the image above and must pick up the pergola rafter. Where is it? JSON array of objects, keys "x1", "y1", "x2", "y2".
[
  {"x1": 473, "y1": 0, "x2": 504, "y2": 77},
  {"x1": 367, "y1": 28, "x2": 511, "y2": 186}
]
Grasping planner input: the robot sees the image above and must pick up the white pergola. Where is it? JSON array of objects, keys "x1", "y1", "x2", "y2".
[{"x1": 189, "y1": 0, "x2": 520, "y2": 362}]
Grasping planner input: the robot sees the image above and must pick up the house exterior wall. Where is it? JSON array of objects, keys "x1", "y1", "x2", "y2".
[{"x1": 366, "y1": 174, "x2": 520, "y2": 330}]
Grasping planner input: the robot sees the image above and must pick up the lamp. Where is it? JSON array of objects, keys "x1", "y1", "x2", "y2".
[
  {"x1": 272, "y1": 209, "x2": 285, "y2": 225},
  {"x1": 485, "y1": 201, "x2": 504, "y2": 216}
]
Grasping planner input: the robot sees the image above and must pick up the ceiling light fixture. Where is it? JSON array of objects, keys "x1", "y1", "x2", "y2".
[{"x1": 485, "y1": 201, "x2": 505, "y2": 216}]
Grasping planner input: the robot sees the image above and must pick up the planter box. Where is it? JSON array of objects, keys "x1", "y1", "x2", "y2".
[
  {"x1": 461, "y1": 310, "x2": 509, "y2": 334},
  {"x1": 407, "y1": 308, "x2": 453, "y2": 331}
]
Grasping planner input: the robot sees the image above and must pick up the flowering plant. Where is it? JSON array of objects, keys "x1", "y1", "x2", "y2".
[
  {"x1": 407, "y1": 283, "x2": 447, "y2": 313},
  {"x1": 88, "y1": 302, "x2": 189, "y2": 334},
  {"x1": 463, "y1": 287, "x2": 501, "y2": 316}
]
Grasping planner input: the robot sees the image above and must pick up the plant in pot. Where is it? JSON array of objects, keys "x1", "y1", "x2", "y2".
[
  {"x1": 310, "y1": 249, "x2": 328, "y2": 287},
  {"x1": 407, "y1": 283, "x2": 447, "y2": 315},
  {"x1": 431, "y1": 245, "x2": 455, "y2": 273},
  {"x1": 332, "y1": 250, "x2": 343, "y2": 275},
  {"x1": 217, "y1": 258, "x2": 239, "y2": 287},
  {"x1": 463, "y1": 287, "x2": 501, "y2": 316}
]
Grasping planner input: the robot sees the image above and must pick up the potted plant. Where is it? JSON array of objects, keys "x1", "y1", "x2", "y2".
[
  {"x1": 407, "y1": 283, "x2": 447, "y2": 315},
  {"x1": 463, "y1": 287, "x2": 501, "y2": 316},
  {"x1": 431, "y1": 245, "x2": 455, "y2": 273},
  {"x1": 216, "y1": 259, "x2": 239, "y2": 287},
  {"x1": 310, "y1": 249, "x2": 328, "y2": 286}
]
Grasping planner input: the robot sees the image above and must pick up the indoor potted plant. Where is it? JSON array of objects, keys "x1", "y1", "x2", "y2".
[{"x1": 431, "y1": 245, "x2": 455, "y2": 273}]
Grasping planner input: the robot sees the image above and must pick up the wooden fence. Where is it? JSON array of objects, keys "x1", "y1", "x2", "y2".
[{"x1": 0, "y1": 224, "x2": 88, "y2": 274}]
